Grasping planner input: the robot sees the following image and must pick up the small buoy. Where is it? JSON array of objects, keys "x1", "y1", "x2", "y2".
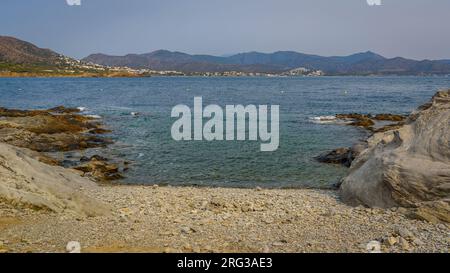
[{"x1": 66, "y1": 241, "x2": 81, "y2": 253}]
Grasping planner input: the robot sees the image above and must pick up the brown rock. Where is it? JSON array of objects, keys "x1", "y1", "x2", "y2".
[
  {"x1": 47, "y1": 106, "x2": 81, "y2": 114},
  {"x1": 315, "y1": 148, "x2": 354, "y2": 167},
  {"x1": 74, "y1": 159, "x2": 123, "y2": 182},
  {"x1": 373, "y1": 114, "x2": 406, "y2": 122}
]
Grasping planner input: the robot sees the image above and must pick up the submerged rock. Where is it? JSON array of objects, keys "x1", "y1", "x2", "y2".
[
  {"x1": 0, "y1": 106, "x2": 124, "y2": 183},
  {"x1": 335, "y1": 113, "x2": 406, "y2": 132},
  {"x1": 316, "y1": 148, "x2": 355, "y2": 167},
  {"x1": 340, "y1": 90, "x2": 450, "y2": 223},
  {"x1": 48, "y1": 106, "x2": 81, "y2": 114},
  {"x1": 316, "y1": 143, "x2": 367, "y2": 167},
  {"x1": 0, "y1": 107, "x2": 112, "y2": 152},
  {"x1": 373, "y1": 114, "x2": 406, "y2": 122},
  {"x1": 74, "y1": 158, "x2": 124, "y2": 182}
]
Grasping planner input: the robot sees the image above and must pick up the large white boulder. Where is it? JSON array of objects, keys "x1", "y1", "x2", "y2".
[
  {"x1": 340, "y1": 90, "x2": 450, "y2": 223},
  {"x1": 0, "y1": 142, "x2": 110, "y2": 217}
]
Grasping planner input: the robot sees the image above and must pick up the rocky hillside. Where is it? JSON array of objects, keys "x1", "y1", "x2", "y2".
[
  {"x1": 0, "y1": 36, "x2": 142, "y2": 77},
  {"x1": 0, "y1": 36, "x2": 62, "y2": 64},
  {"x1": 340, "y1": 90, "x2": 450, "y2": 223}
]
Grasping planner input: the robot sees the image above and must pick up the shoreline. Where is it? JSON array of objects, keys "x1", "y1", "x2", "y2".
[
  {"x1": 1, "y1": 177, "x2": 448, "y2": 253},
  {"x1": 2, "y1": 74, "x2": 450, "y2": 79},
  {"x1": 0, "y1": 97, "x2": 449, "y2": 253}
]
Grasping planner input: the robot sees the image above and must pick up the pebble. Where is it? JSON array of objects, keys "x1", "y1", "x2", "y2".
[
  {"x1": 395, "y1": 227, "x2": 414, "y2": 239},
  {"x1": 2, "y1": 185, "x2": 449, "y2": 253},
  {"x1": 241, "y1": 202, "x2": 255, "y2": 212},
  {"x1": 200, "y1": 200, "x2": 209, "y2": 210},
  {"x1": 366, "y1": 241, "x2": 382, "y2": 253},
  {"x1": 66, "y1": 241, "x2": 81, "y2": 253},
  {"x1": 180, "y1": 226, "x2": 193, "y2": 234},
  {"x1": 399, "y1": 237, "x2": 412, "y2": 251},
  {"x1": 386, "y1": 236, "x2": 398, "y2": 246},
  {"x1": 272, "y1": 241, "x2": 287, "y2": 247},
  {"x1": 413, "y1": 238, "x2": 424, "y2": 246}
]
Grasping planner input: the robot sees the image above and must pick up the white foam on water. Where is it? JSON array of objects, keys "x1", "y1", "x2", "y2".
[
  {"x1": 85, "y1": 114, "x2": 102, "y2": 119},
  {"x1": 309, "y1": 115, "x2": 354, "y2": 125},
  {"x1": 309, "y1": 116, "x2": 337, "y2": 124},
  {"x1": 77, "y1": 106, "x2": 87, "y2": 112}
]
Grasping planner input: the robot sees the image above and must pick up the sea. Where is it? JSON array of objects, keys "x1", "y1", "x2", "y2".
[{"x1": 1, "y1": 76, "x2": 449, "y2": 188}]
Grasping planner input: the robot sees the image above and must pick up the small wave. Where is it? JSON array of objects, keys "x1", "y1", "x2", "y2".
[
  {"x1": 108, "y1": 106, "x2": 133, "y2": 111},
  {"x1": 77, "y1": 106, "x2": 87, "y2": 112},
  {"x1": 309, "y1": 116, "x2": 336, "y2": 124},
  {"x1": 309, "y1": 115, "x2": 354, "y2": 125},
  {"x1": 85, "y1": 114, "x2": 102, "y2": 119},
  {"x1": 310, "y1": 115, "x2": 336, "y2": 121}
]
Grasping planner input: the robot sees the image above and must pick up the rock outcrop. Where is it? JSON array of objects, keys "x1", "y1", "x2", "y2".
[
  {"x1": 0, "y1": 106, "x2": 125, "y2": 182},
  {"x1": 0, "y1": 142, "x2": 110, "y2": 216},
  {"x1": 74, "y1": 156, "x2": 124, "y2": 182},
  {"x1": 0, "y1": 106, "x2": 112, "y2": 152},
  {"x1": 315, "y1": 143, "x2": 367, "y2": 168},
  {"x1": 340, "y1": 90, "x2": 450, "y2": 223},
  {"x1": 335, "y1": 113, "x2": 406, "y2": 132}
]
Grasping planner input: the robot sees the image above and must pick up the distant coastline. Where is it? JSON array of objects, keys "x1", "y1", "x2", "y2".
[{"x1": 2, "y1": 36, "x2": 450, "y2": 78}]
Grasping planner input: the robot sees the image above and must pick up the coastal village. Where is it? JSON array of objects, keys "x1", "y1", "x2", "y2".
[
  {"x1": 1, "y1": 55, "x2": 325, "y2": 77},
  {"x1": 76, "y1": 60, "x2": 325, "y2": 77}
]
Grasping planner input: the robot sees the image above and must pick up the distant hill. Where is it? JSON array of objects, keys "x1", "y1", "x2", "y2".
[
  {"x1": 0, "y1": 36, "x2": 139, "y2": 77},
  {"x1": 0, "y1": 36, "x2": 62, "y2": 64},
  {"x1": 84, "y1": 50, "x2": 283, "y2": 74},
  {"x1": 1, "y1": 36, "x2": 450, "y2": 76},
  {"x1": 438, "y1": 59, "x2": 450, "y2": 65},
  {"x1": 83, "y1": 50, "x2": 450, "y2": 75}
]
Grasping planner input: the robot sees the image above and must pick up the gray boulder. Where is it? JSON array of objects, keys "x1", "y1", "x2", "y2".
[
  {"x1": 340, "y1": 90, "x2": 450, "y2": 223},
  {"x1": 0, "y1": 142, "x2": 110, "y2": 217}
]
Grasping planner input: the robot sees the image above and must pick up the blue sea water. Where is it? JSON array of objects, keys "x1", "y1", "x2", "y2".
[{"x1": 1, "y1": 76, "x2": 450, "y2": 188}]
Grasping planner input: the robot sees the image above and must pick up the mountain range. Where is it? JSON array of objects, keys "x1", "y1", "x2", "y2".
[
  {"x1": 2, "y1": 36, "x2": 450, "y2": 76},
  {"x1": 83, "y1": 50, "x2": 450, "y2": 75}
]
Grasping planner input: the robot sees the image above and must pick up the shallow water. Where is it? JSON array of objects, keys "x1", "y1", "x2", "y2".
[{"x1": 1, "y1": 76, "x2": 449, "y2": 188}]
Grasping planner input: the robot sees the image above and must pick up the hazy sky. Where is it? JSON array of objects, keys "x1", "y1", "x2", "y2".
[{"x1": 1, "y1": 0, "x2": 450, "y2": 60}]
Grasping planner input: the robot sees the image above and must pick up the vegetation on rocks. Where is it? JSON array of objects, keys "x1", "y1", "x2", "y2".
[{"x1": 0, "y1": 106, "x2": 122, "y2": 181}]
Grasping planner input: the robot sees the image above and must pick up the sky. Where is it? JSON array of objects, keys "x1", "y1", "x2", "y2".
[{"x1": 1, "y1": 0, "x2": 450, "y2": 60}]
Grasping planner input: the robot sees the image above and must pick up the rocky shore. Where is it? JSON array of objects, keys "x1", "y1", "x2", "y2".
[
  {"x1": 317, "y1": 91, "x2": 450, "y2": 224},
  {"x1": 0, "y1": 92, "x2": 449, "y2": 253},
  {"x1": 340, "y1": 90, "x2": 450, "y2": 223},
  {"x1": 0, "y1": 106, "x2": 126, "y2": 182},
  {"x1": 1, "y1": 183, "x2": 449, "y2": 253}
]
